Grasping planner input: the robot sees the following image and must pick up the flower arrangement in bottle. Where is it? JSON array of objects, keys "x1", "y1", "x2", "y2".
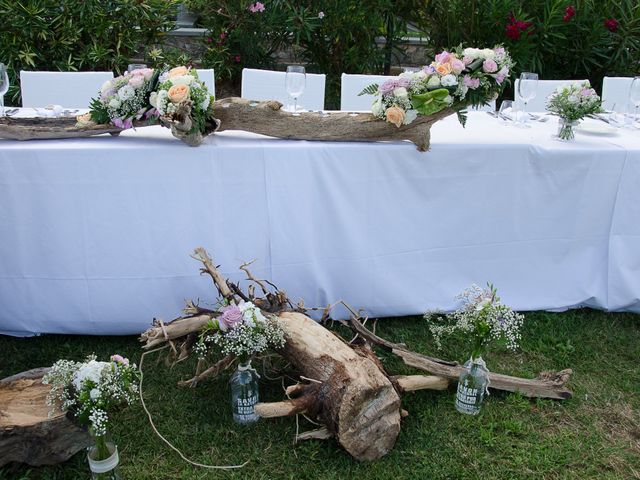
[{"x1": 546, "y1": 81, "x2": 603, "y2": 140}]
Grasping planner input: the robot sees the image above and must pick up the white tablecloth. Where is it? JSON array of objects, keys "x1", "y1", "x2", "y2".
[{"x1": 1, "y1": 113, "x2": 639, "y2": 335}]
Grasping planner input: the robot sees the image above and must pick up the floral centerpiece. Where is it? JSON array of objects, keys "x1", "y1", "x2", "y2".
[
  {"x1": 424, "y1": 284, "x2": 524, "y2": 415},
  {"x1": 360, "y1": 46, "x2": 513, "y2": 128},
  {"x1": 42, "y1": 354, "x2": 139, "y2": 479},
  {"x1": 195, "y1": 301, "x2": 286, "y2": 424},
  {"x1": 89, "y1": 68, "x2": 157, "y2": 129},
  {"x1": 546, "y1": 81, "x2": 603, "y2": 140},
  {"x1": 150, "y1": 66, "x2": 218, "y2": 146}
]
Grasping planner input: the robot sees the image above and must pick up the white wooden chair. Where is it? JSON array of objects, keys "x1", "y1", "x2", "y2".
[
  {"x1": 241, "y1": 68, "x2": 326, "y2": 111},
  {"x1": 340, "y1": 73, "x2": 394, "y2": 111},
  {"x1": 514, "y1": 79, "x2": 587, "y2": 112},
  {"x1": 601, "y1": 77, "x2": 634, "y2": 112},
  {"x1": 195, "y1": 69, "x2": 216, "y2": 98},
  {"x1": 20, "y1": 71, "x2": 114, "y2": 108}
]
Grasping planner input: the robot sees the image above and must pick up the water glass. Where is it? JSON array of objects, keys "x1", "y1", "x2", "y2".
[
  {"x1": 498, "y1": 100, "x2": 514, "y2": 125},
  {"x1": 630, "y1": 76, "x2": 640, "y2": 127},
  {"x1": 285, "y1": 65, "x2": 306, "y2": 114},
  {"x1": 127, "y1": 63, "x2": 147, "y2": 74},
  {"x1": 518, "y1": 72, "x2": 538, "y2": 127},
  {"x1": 0, "y1": 63, "x2": 9, "y2": 117}
]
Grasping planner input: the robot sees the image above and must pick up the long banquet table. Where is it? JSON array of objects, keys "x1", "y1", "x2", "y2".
[{"x1": 1, "y1": 112, "x2": 639, "y2": 335}]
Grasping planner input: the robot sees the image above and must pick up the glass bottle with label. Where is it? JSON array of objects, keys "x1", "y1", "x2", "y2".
[
  {"x1": 230, "y1": 360, "x2": 260, "y2": 424},
  {"x1": 455, "y1": 356, "x2": 489, "y2": 415}
]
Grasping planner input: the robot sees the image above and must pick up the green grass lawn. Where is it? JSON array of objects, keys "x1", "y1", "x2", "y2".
[{"x1": 1, "y1": 309, "x2": 639, "y2": 480}]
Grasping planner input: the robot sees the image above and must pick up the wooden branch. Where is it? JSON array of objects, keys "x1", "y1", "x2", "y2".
[
  {"x1": 392, "y1": 375, "x2": 450, "y2": 393},
  {"x1": 140, "y1": 314, "x2": 212, "y2": 349},
  {"x1": 178, "y1": 355, "x2": 235, "y2": 387},
  {"x1": 394, "y1": 348, "x2": 573, "y2": 400},
  {"x1": 255, "y1": 399, "x2": 309, "y2": 418},
  {"x1": 213, "y1": 98, "x2": 456, "y2": 151},
  {"x1": 191, "y1": 247, "x2": 235, "y2": 302},
  {"x1": 296, "y1": 427, "x2": 333, "y2": 441}
]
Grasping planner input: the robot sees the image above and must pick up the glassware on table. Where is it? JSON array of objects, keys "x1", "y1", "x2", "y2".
[
  {"x1": 87, "y1": 428, "x2": 122, "y2": 480},
  {"x1": 629, "y1": 76, "x2": 640, "y2": 128},
  {"x1": 517, "y1": 72, "x2": 539, "y2": 127},
  {"x1": 0, "y1": 63, "x2": 9, "y2": 117},
  {"x1": 127, "y1": 63, "x2": 147, "y2": 74},
  {"x1": 285, "y1": 65, "x2": 306, "y2": 115},
  {"x1": 229, "y1": 360, "x2": 260, "y2": 425},
  {"x1": 498, "y1": 100, "x2": 515, "y2": 124},
  {"x1": 455, "y1": 356, "x2": 489, "y2": 415}
]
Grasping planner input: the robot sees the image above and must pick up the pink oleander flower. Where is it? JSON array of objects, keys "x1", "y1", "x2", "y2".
[
  {"x1": 110, "y1": 354, "x2": 129, "y2": 365},
  {"x1": 219, "y1": 305, "x2": 243, "y2": 332},
  {"x1": 248, "y1": 2, "x2": 265, "y2": 13},
  {"x1": 434, "y1": 51, "x2": 452, "y2": 64},
  {"x1": 234, "y1": 55, "x2": 241, "y2": 63},
  {"x1": 450, "y1": 58, "x2": 465, "y2": 75},
  {"x1": 379, "y1": 77, "x2": 410, "y2": 95},
  {"x1": 463, "y1": 75, "x2": 480, "y2": 89},
  {"x1": 604, "y1": 18, "x2": 619, "y2": 33},
  {"x1": 483, "y1": 59, "x2": 498, "y2": 73},
  {"x1": 220, "y1": 32, "x2": 226, "y2": 40}
]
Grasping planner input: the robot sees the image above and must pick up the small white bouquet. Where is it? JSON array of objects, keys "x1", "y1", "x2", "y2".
[{"x1": 546, "y1": 81, "x2": 603, "y2": 140}]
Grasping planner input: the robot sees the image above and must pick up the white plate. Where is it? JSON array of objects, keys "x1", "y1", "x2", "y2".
[{"x1": 575, "y1": 122, "x2": 618, "y2": 136}]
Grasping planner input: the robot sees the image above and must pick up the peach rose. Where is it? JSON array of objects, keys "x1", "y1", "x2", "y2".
[
  {"x1": 385, "y1": 106, "x2": 405, "y2": 128},
  {"x1": 435, "y1": 63, "x2": 452, "y2": 75},
  {"x1": 169, "y1": 66, "x2": 189, "y2": 78},
  {"x1": 168, "y1": 84, "x2": 190, "y2": 103}
]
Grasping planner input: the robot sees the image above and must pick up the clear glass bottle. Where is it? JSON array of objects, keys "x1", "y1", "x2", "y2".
[
  {"x1": 455, "y1": 356, "x2": 489, "y2": 415},
  {"x1": 230, "y1": 360, "x2": 260, "y2": 424},
  {"x1": 87, "y1": 429, "x2": 122, "y2": 480}
]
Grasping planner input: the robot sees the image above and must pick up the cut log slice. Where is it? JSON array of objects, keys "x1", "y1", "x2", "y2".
[{"x1": 0, "y1": 368, "x2": 91, "y2": 466}]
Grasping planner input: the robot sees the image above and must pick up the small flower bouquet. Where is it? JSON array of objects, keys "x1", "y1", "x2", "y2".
[
  {"x1": 361, "y1": 46, "x2": 513, "y2": 128},
  {"x1": 89, "y1": 68, "x2": 157, "y2": 129},
  {"x1": 42, "y1": 354, "x2": 139, "y2": 479},
  {"x1": 150, "y1": 66, "x2": 218, "y2": 146},
  {"x1": 424, "y1": 283, "x2": 524, "y2": 360},
  {"x1": 195, "y1": 301, "x2": 286, "y2": 363},
  {"x1": 546, "y1": 81, "x2": 603, "y2": 140}
]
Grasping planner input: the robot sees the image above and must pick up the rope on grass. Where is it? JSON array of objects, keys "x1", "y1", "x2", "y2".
[{"x1": 138, "y1": 346, "x2": 249, "y2": 470}]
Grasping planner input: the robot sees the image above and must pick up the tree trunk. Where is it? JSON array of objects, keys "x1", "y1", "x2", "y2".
[{"x1": 0, "y1": 368, "x2": 91, "y2": 467}]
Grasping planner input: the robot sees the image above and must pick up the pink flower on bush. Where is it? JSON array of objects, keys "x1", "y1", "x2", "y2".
[
  {"x1": 220, "y1": 32, "x2": 227, "y2": 40},
  {"x1": 219, "y1": 305, "x2": 243, "y2": 332},
  {"x1": 463, "y1": 75, "x2": 480, "y2": 90},
  {"x1": 563, "y1": 5, "x2": 575, "y2": 23},
  {"x1": 234, "y1": 55, "x2": 241, "y2": 63},
  {"x1": 482, "y1": 59, "x2": 498, "y2": 73},
  {"x1": 604, "y1": 18, "x2": 619, "y2": 32},
  {"x1": 248, "y1": 2, "x2": 265, "y2": 13}
]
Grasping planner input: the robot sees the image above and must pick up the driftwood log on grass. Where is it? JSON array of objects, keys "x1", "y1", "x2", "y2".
[
  {"x1": 0, "y1": 368, "x2": 91, "y2": 467},
  {"x1": 140, "y1": 248, "x2": 573, "y2": 461}
]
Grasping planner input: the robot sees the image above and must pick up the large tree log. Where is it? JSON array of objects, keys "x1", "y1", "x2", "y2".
[
  {"x1": 255, "y1": 312, "x2": 402, "y2": 461},
  {"x1": 0, "y1": 368, "x2": 91, "y2": 467},
  {"x1": 213, "y1": 97, "x2": 456, "y2": 151}
]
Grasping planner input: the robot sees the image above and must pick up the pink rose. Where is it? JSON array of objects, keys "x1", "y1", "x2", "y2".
[
  {"x1": 482, "y1": 59, "x2": 498, "y2": 73},
  {"x1": 434, "y1": 51, "x2": 452, "y2": 64},
  {"x1": 219, "y1": 305, "x2": 243, "y2": 332},
  {"x1": 463, "y1": 55, "x2": 474, "y2": 65},
  {"x1": 128, "y1": 75, "x2": 144, "y2": 88},
  {"x1": 463, "y1": 75, "x2": 480, "y2": 90},
  {"x1": 110, "y1": 354, "x2": 129, "y2": 365},
  {"x1": 450, "y1": 58, "x2": 465, "y2": 74}
]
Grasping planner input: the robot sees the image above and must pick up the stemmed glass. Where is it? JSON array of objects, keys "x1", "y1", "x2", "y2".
[
  {"x1": 517, "y1": 72, "x2": 538, "y2": 127},
  {"x1": 0, "y1": 64, "x2": 9, "y2": 117},
  {"x1": 285, "y1": 65, "x2": 306, "y2": 114},
  {"x1": 630, "y1": 76, "x2": 640, "y2": 128}
]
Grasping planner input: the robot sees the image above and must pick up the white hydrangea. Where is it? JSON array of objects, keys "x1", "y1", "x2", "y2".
[
  {"x1": 371, "y1": 99, "x2": 384, "y2": 117},
  {"x1": 108, "y1": 98, "x2": 121, "y2": 109},
  {"x1": 72, "y1": 360, "x2": 109, "y2": 390},
  {"x1": 403, "y1": 109, "x2": 418, "y2": 125},
  {"x1": 170, "y1": 75, "x2": 194, "y2": 86},
  {"x1": 156, "y1": 90, "x2": 169, "y2": 115},
  {"x1": 427, "y1": 76, "x2": 441, "y2": 89},
  {"x1": 101, "y1": 80, "x2": 113, "y2": 94},
  {"x1": 201, "y1": 95, "x2": 210, "y2": 111},
  {"x1": 393, "y1": 87, "x2": 408, "y2": 99},
  {"x1": 441, "y1": 74, "x2": 458, "y2": 87},
  {"x1": 117, "y1": 85, "x2": 135, "y2": 101}
]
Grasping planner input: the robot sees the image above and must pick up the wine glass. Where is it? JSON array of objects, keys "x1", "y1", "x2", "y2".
[
  {"x1": 285, "y1": 65, "x2": 306, "y2": 114},
  {"x1": 518, "y1": 72, "x2": 538, "y2": 127},
  {"x1": 630, "y1": 76, "x2": 640, "y2": 128},
  {"x1": 498, "y1": 100, "x2": 514, "y2": 125},
  {"x1": 127, "y1": 63, "x2": 147, "y2": 74},
  {"x1": 0, "y1": 64, "x2": 9, "y2": 117}
]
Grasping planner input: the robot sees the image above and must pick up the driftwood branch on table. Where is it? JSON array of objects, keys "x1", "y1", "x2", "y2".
[{"x1": 139, "y1": 248, "x2": 573, "y2": 461}]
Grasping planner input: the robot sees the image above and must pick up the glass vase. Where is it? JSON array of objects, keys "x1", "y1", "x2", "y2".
[
  {"x1": 556, "y1": 118, "x2": 578, "y2": 141},
  {"x1": 455, "y1": 356, "x2": 489, "y2": 415},
  {"x1": 87, "y1": 429, "x2": 122, "y2": 480},
  {"x1": 229, "y1": 360, "x2": 260, "y2": 425}
]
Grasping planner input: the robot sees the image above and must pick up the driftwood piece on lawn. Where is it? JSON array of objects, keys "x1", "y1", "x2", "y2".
[
  {"x1": 213, "y1": 97, "x2": 456, "y2": 151},
  {"x1": 0, "y1": 368, "x2": 91, "y2": 467}
]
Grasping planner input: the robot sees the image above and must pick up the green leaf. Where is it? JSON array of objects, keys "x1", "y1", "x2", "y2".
[
  {"x1": 412, "y1": 88, "x2": 451, "y2": 115},
  {"x1": 358, "y1": 83, "x2": 379, "y2": 96}
]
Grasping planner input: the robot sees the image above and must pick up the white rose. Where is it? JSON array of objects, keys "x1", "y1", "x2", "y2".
[
  {"x1": 444, "y1": 95, "x2": 453, "y2": 105},
  {"x1": 117, "y1": 85, "x2": 135, "y2": 101},
  {"x1": 201, "y1": 95, "x2": 211, "y2": 111},
  {"x1": 403, "y1": 109, "x2": 418, "y2": 125},
  {"x1": 426, "y1": 75, "x2": 441, "y2": 88},
  {"x1": 90, "y1": 388, "x2": 101, "y2": 400},
  {"x1": 441, "y1": 74, "x2": 458, "y2": 87},
  {"x1": 149, "y1": 92, "x2": 158, "y2": 108},
  {"x1": 170, "y1": 75, "x2": 194, "y2": 86},
  {"x1": 481, "y1": 48, "x2": 495, "y2": 59},
  {"x1": 463, "y1": 48, "x2": 481, "y2": 58},
  {"x1": 108, "y1": 98, "x2": 121, "y2": 109},
  {"x1": 371, "y1": 99, "x2": 384, "y2": 117},
  {"x1": 100, "y1": 80, "x2": 113, "y2": 94},
  {"x1": 393, "y1": 87, "x2": 408, "y2": 99}
]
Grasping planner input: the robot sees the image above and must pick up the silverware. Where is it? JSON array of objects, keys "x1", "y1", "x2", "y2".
[
  {"x1": 486, "y1": 111, "x2": 499, "y2": 118},
  {"x1": 4, "y1": 108, "x2": 19, "y2": 116}
]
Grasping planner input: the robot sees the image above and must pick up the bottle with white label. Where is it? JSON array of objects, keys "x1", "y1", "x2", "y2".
[
  {"x1": 455, "y1": 356, "x2": 489, "y2": 415},
  {"x1": 230, "y1": 360, "x2": 260, "y2": 424}
]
